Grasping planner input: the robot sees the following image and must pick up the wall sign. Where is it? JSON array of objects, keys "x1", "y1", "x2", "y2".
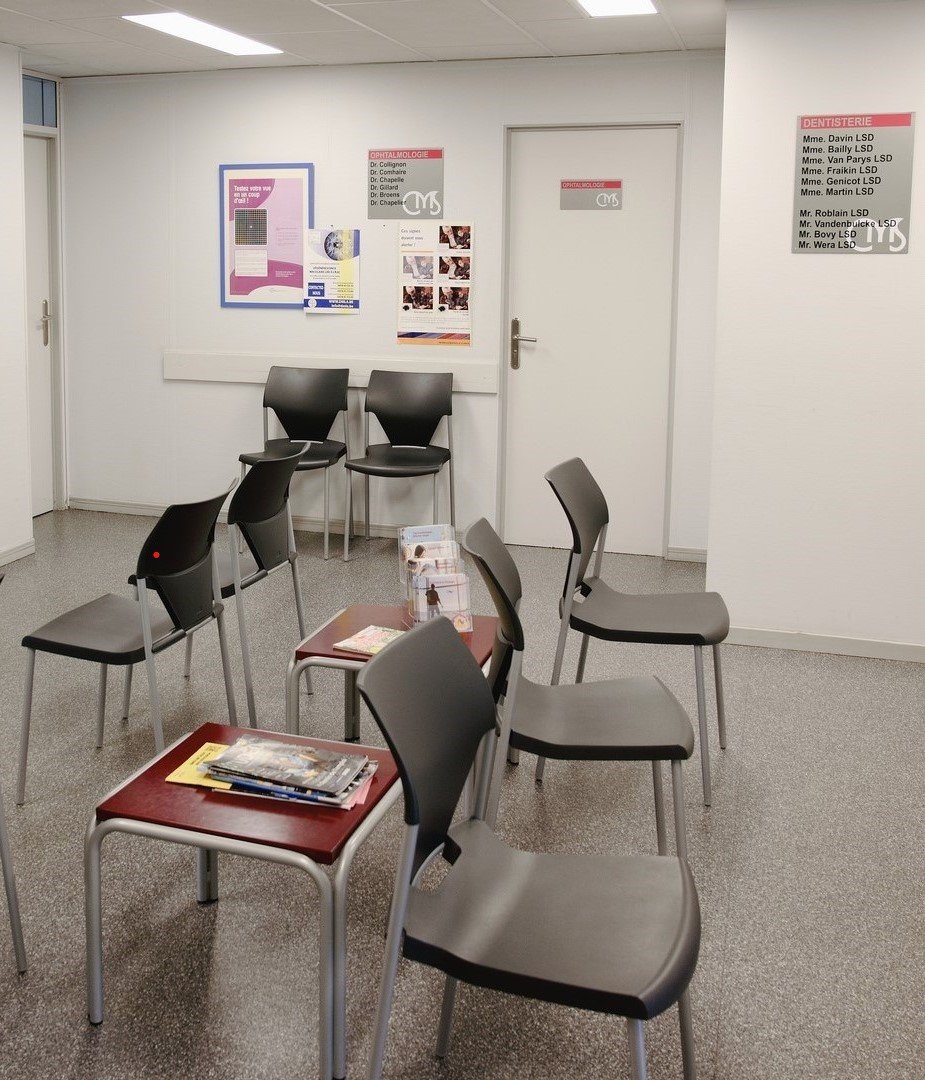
[
  {"x1": 369, "y1": 148, "x2": 444, "y2": 219},
  {"x1": 792, "y1": 113, "x2": 914, "y2": 253},
  {"x1": 560, "y1": 179, "x2": 623, "y2": 210},
  {"x1": 220, "y1": 163, "x2": 314, "y2": 307},
  {"x1": 398, "y1": 222, "x2": 471, "y2": 345},
  {"x1": 303, "y1": 228, "x2": 360, "y2": 313}
]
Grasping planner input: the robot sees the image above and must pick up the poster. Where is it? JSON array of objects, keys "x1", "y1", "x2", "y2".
[
  {"x1": 304, "y1": 228, "x2": 360, "y2": 313},
  {"x1": 369, "y1": 148, "x2": 444, "y2": 219},
  {"x1": 398, "y1": 222, "x2": 471, "y2": 346},
  {"x1": 792, "y1": 113, "x2": 914, "y2": 253},
  {"x1": 220, "y1": 163, "x2": 314, "y2": 307}
]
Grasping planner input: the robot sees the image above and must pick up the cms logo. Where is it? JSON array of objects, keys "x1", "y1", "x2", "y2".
[
  {"x1": 850, "y1": 216, "x2": 907, "y2": 253},
  {"x1": 595, "y1": 191, "x2": 621, "y2": 207},
  {"x1": 402, "y1": 190, "x2": 442, "y2": 216}
]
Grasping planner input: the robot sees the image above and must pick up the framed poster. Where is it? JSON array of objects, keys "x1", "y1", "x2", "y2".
[{"x1": 219, "y1": 163, "x2": 314, "y2": 307}]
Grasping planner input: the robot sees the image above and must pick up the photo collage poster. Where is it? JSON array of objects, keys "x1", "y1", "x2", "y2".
[{"x1": 398, "y1": 222, "x2": 472, "y2": 345}]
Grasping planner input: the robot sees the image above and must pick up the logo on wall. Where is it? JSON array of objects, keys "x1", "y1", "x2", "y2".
[{"x1": 402, "y1": 190, "x2": 443, "y2": 217}]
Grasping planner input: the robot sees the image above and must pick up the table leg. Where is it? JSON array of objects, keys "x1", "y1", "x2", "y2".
[
  {"x1": 287, "y1": 656, "x2": 314, "y2": 736},
  {"x1": 344, "y1": 670, "x2": 360, "y2": 742},
  {"x1": 84, "y1": 816, "x2": 107, "y2": 1025},
  {"x1": 196, "y1": 848, "x2": 219, "y2": 903}
]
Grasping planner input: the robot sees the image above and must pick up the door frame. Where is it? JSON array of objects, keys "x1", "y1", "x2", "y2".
[
  {"x1": 496, "y1": 122, "x2": 684, "y2": 558},
  {"x1": 24, "y1": 78, "x2": 68, "y2": 512}
]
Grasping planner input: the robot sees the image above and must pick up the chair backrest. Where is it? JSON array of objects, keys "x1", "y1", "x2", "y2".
[
  {"x1": 462, "y1": 518, "x2": 524, "y2": 701},
  {"x1": 364, "y1": 370, "x2": 452, "y2": 448},
  {"x1": 228, "y1": 447, "x2": 303, "y2": 572},
  {"x1": 545, "y1": 457, "x2": 609, "y2": 589},
  {"x1": 357, "y1": 618, "x2": 497, "y2": 876},
  {"x1": 263, "y1": 366, "x2": 349, "y2": 441},
  {"x1": 136, "y1": 485, "x2": 232, "y2": 631}
]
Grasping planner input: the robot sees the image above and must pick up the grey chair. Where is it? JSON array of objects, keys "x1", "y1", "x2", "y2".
[
  {"x1": 222, "y1": 446, "x2": 307, "y2": 727},
  {"x1": 357, "y1": 618, "x2": 700, "y2": 1080},
  {"x1": 343, "y1": 370, "x2": 454, "y2": 561},
  {"x1": 17, "y1": 488, "x2": 238, "y2": 804},
  {"x1": 463, "y1": 518, "x2": 694, "y2": 856},
  {"x1": 239, "y1": 365, "x2": 351, "y2": 560},
  {"x1": 0, "y1": 575, "x2": 27, "y2": 973},
  {"x1": 545, "y1": 458, "x2": 729, "y2": 806}
]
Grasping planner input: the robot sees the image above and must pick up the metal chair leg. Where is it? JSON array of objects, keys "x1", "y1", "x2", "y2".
[
  {"x1": 435, "y1": 976, "x2": 459, "y2": 1058},
  {"x1": 95, "y1": 664, "x2": 108, "y2": 749},
  {"x1": 16, "y1": 650, "x2": 36, "y2": 806},
  {"x1": 626, "y1": 1018, "x2": 648, "y2": 1080},
  {"x1": 447, "y1": 457, "x2": 456, "y2": 527},
  {"x1": 343, "y1": 467, "x2": 353, "y2": 562},
  {"x1": 534, "y1": 755, "x2": 547, "y2": 784},
  {"x1": 196, "y1": 848, "x2": 219, "y2": 904},
  {"x1": 652, "y1": 761, "x2": 667, "y2": 856},
  {"x1": 575, "y1": 633, "x2": 591, "y2": 684},
  {"x1": 121, "y1": 665, "x2": 132, "y2": 723},
  {"x1": 694, "y1": 647, "x2": 713, "y2": 807},
  {"x1": 238, "y1": 462, "x2": 247, "y2": 554},
  {"x1": 143, "y1": 652, "x2": 165, "y2": 753},
  {"x1": 713, "y1": 643, "x2": 727, "y2": 750},
  {"x1": 235, "y1": 589, "x2": 258, "y2": 728},
  {"x1": 678, "y1": 989, "x2": 697, "y2": 1080},
  {"x1": 671, "y1": 759, "x2": 689, "y2": 861},
  {"x1": 215, "y1": 607, "x2": 238, "y2": 727},
  {"x1": 323, "y1": 468, "x2": 331, "y2": 561},
  {"x1": 0, "y1": 785, "x2": 27, "y2": 971},
  {"x1": 432, "y1": 473, "x2": 438, "y2": 523},
  {"x1": 183, "y1": 634, "x2": 193, "y2": 679},
  {"x1": 364, "y1": 476, "x2": 371, "y2": 541}
]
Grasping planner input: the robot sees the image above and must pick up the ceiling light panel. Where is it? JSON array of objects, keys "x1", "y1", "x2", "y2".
[
  {"x1": 123, "y1": 13, "x2": 282, "y2": 55},
  {"x1": 574, "y1": 0, "x2": 657, "y2": 17}
]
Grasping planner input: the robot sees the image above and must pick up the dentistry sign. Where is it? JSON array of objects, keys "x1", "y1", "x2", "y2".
[
  {"x1": 792, "y1": 112, "x2": 914, "y2": 253},
  {"x1": 368, "y1": 148, "x2": 444, "y2": 219}
]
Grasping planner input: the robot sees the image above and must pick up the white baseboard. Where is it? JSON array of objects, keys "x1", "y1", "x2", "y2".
[
  {"x1": 727, "y1": 625, "x2": 925, "y2": 664},
  {"x1": 68, "y1": 498, "x2": 398, "y2": 540},
  {"x1": 666, "y1": 546, "x2": 707, "y2": 563},
  {"x1": 0, "y1": 538, "x2": 36, "y2": 568}
]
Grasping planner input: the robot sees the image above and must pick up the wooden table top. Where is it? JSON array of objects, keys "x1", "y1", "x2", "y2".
[
  {"x1": 95, "y1": 722, "x2": 401, "y2": 865},
  {"x1": 295, "y1": 603, "x2": 497, "y2": 666}
]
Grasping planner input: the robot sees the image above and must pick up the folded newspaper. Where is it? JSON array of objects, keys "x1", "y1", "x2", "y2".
[{"x1": 206, "y1": 734, "x2": 368, "y2": 796}]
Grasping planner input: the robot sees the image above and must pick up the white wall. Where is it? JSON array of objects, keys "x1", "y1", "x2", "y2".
[
  {"x1": 61, "y1": 51, "x2": 723, "y2": 548},
  {"x1": 0, "y1": 44, "x2": 33, "y2": 565},
  {"x1": 708, "y1": 0, "x2": 925, "y2": 656}
]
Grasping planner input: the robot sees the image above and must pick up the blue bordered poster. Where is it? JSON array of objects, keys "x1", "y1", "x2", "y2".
[{"x1": 220, "y1": 163, "x2": 314, "y2": 308}]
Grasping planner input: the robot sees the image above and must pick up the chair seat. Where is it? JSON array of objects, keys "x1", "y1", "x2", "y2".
[
  {"x1": 510, "y1": 675, "x2": 694, "y2": 761},
  {"x1": 239, "y1": 438, "x2": 346, "y2": 471},
  {"x1": 213, "y1": 547, "x2": 267, "y2": 600},
  {"x1": 345, "y1": 443, "x2": 450, "y2": 477},
  {"x1": 571, "y1": 578, "x2": 730, "y2": 646},
  {"x1": 22, "y1": 594, "x2": 178, "y2": 665},
  {"x1": 404, "y1": 819, "x2": 699, "y2": 1020}
]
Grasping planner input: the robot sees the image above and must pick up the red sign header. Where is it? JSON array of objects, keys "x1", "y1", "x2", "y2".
[
  {"x1": 369, "y1": 148, "x2": 443, "y2": 160},
  {"x1": 560, "y1": 179, "x2": 622, "y2": 189},
  {"x1": 800, "y1": 113, "x2": 912, "y2": 129}
]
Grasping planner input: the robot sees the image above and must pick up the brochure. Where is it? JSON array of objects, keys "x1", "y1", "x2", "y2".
[
  {"x1": 332, "y1": 625, "x2": 405, "y2": 656},
  {"x1": 206, "y1": 734, "x2": 368, "y2": 795}
]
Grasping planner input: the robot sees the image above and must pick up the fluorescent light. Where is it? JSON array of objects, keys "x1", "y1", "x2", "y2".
[
  {"x1": 123, "y1": 13, "x2": 282, "y2": 55},
  {"x1": 575, "y1": 0, "x2": 657, "y2": 16}
]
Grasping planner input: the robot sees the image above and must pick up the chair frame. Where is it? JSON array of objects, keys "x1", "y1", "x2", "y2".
[{"x1": 0, "y1": 575, "x2": 27, "y2": 973}]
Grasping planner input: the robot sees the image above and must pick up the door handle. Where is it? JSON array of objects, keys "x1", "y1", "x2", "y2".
[
  {"x1": 510, "y1": 317, "x2": 537, "y2": 370},
  {"x1": 41, "y1": 299, "x2": 51, "y2": 347}
]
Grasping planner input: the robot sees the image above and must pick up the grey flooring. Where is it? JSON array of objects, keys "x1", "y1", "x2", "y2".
[{"x1": 0, "y1": 509, "x2": 922, "y2": 1079}]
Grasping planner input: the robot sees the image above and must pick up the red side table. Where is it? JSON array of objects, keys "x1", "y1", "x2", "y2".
[
  {"x1": 84, "y1": 721, "x2": 401, "y2": 1080},
  {"x1": 285, "y1": 604, "x2": 497, "y2": 739}
]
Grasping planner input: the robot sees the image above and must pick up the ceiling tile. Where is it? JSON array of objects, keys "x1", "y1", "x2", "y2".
[
  {"x1": 19, "y1": 48, "x2": 101, "y2": 73},
  {"x1": 3, "y1": 0, "x2": 167, "y2": 17},
  {"x1": 657, "y1": 0, "x2": 725, "y2": 49},
  {"x1": 265, "y1": 29, "x2": 424, "y2": 63},
  {"x1": 329, "y1": 0, "x2": 535, "y2": 48},
  {"x1": 0, "y1": 9, "x2": 104, "y2": 44},
  {"x1": 18, "y1": 40, "x2": 211, "y2": 74},
  {"x1": 172, "y1": 0, "x2": 353, "y2": 35},
  {"x1": 522, "y1": 14, "x2": 677, "y2": 54},
  {"x1": 485, "y1": 0, "x2": 581, "y2": 22},
  {"x1": 424, "y1": 41, "x2": 552, "y2": 60}
]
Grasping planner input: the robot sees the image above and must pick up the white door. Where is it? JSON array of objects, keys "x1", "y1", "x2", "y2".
[
  {"x1": 25, "y1": 135, "x2": 56, "y2": 516},
  {"x1": 502, "y1": 126, "x2": 678, "y2": 555}
]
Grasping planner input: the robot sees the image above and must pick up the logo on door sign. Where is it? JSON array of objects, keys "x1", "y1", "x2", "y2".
[
  {"x1": 402, "y1": 190, "x2": 442, "y2": 216},
  {"x1": 595, "y1": 191, "x2": 622, "y2": 208}
]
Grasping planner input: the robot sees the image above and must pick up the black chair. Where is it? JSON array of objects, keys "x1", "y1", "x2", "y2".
[
  {"x1": 0, "y1": 575, "x2": 27, "y2": 972},
  {"x1": 463, "y1": 518, "x2": 694, "y2": 856},
  {"x1": 222, "y1": 446, "x2": 307, "y2": 727},
  {"x1": 17, "y1": 488, "x2": 237, "y2": 804},
  {"x1": 545, "y1": 458, "x2": 729, "y2": 807},
  {"x1": 357, "y1": 618, "x2": 699, "y2": 1080},
  {"x1": 239, "y1": 366, "x2": 351, "y2": 561},
  {"x1": 343, "y1": 370, "x2": 454, "y2": 561}
]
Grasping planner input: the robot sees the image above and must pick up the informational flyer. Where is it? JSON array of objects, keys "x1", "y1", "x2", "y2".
[
  {"x1": 220, "y1": 163, "x2": 314, "y2": 307},
  {"x1": 792, "y1": 113, "x2": 914, "y2": 254},
  {"x1": 303, "y1": 228, "x2": 360, "y2": 313},
  {"x1": 398, "y1": 222, "x2": 472, "y2": 345},
  {"x1": 369, "y1": 148, "x2": 444, "y2": 219}
]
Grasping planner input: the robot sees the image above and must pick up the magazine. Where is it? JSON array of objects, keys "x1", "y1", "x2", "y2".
[
  {"x1": 398, "y1": 524, "x2": 456, "y2": 582},
  {"x1": 206, "y1": 734, "x2": 368, "y2": 795},
  {"x1": 408, "y1": 571, "x2": 473, "y2": 632},
  {"x1": 332, "y1": 625, "x2": 405, "y2": 656},
  {"x1": 217, "y1": 760, "x2": 379, "y2": 810}
]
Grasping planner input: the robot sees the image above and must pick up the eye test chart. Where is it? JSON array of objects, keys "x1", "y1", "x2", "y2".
[
  {"x1": 220, "y1": 163, "x2": 314, "y2": 306},
  {"x1": 397, "y1": 222, "x2": 472, "y2": 345}
]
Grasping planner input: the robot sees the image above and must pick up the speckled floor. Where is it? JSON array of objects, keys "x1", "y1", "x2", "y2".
[{"x1": 0, "y1": 509, "x2": 922, "y2": 1079}]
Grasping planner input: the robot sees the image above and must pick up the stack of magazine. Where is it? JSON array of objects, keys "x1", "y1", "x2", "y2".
[
  {"x1": 398, "y1": 524, "x2": 473, "y2": 633},
  {"x1": 202, "y1": 734, "x2": 378, "y2": 809}
]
